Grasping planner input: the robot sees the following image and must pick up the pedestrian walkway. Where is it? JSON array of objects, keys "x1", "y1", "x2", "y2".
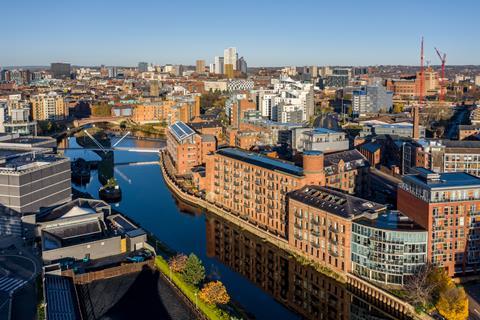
[{"x1": 0, "y1": 276, "x2": 26, "y2": 295}]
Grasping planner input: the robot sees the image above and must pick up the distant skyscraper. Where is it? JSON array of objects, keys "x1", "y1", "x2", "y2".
[
  {"x1": 237, "y1": 57, "x2": 247, "y2": 74},
  {"x1": 138, "y1": 62, "x2": 148, "y2": 73},
  {"x1": 108, "y1": 66, "x2": 118, "y2": 78},
  {"x1": 214, "y1": 56, "x2": 224, "y2": 74},
  {"x1": 225, "y1": 64, "x2": 234, "y2": 79},
  {"x1": 223, "y1": 47, "x2": 238, "y2": 71},
  {"x1": 196, "y1": 60, "x2": 205, "y2": 73},
  {"x1": 50, "y1": 63, "x2": 71, "y2": 79}
]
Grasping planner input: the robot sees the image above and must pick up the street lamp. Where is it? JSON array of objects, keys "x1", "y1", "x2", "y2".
[{"x1": 194, "y1": 292, "x2": 198, "y2": 309}]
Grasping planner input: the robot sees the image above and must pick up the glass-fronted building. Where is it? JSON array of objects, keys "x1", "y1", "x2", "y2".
[{"x1": 351, "y1": 210, "x2": 427, "y2": 286}]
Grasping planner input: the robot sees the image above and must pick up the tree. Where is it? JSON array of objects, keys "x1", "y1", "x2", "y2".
[
  {"x1": 437, "y1": 286, "x2": 468, "y2": 320},
  {"x1": 404, "y1": 264, "x2": 439, "y2": 308},
  {"x1": 392, "y1": 103, "x2": 404, "y2": 114},
  {"x1": 168, "y1": 254, "x2": 188, "y2": 273},
  {"x1": 427, "y1": 267, "x2": 452, "y2": 302},
  {"x1": 91, "y1": 103, "x2": 112, "y2": 117},
  {"x1": 182, "y1": 254, "x2": 205, "y2": 287},
  {"x1": 199, "y1": 281, "x2": 230, "y2": 305}
]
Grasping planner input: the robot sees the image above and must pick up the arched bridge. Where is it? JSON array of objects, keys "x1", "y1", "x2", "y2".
[{"x1": 73, "y1": 116, "x2": 129, "y2": 128}]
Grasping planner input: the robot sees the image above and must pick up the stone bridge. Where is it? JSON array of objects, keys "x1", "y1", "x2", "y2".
[{"x1": 73, "y1": 116, "x2": 129, "y2": 128}]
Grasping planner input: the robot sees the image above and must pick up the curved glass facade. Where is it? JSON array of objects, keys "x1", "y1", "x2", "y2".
[{"x1": 351, "y1": 212, "x2": 428, "y2": 286}]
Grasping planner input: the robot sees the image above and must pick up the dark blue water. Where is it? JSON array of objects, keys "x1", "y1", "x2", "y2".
[{"x1": 63, "y1": 136, "x2": 300, "y2": 320}]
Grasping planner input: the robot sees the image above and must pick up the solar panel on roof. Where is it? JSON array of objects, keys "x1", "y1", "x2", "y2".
[{"x1": 170, "y1": 121, "x2": 195, "y2": 141}]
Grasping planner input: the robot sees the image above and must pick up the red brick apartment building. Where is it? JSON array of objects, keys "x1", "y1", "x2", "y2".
[
  {"x1": 288, "y1": 186, "x2": 386, "y2": 274},
  {"x1": 166, "y1": 121, "x2": 216, "y2": 175},
  {"x1": 204, "y1": 148, "x2": 370, "y2": 238},
  {"x1": 397, "y1": 167, "x2": 480, "y2": 276}
]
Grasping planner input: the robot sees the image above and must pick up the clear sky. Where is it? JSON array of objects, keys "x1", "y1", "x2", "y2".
[{"x1": 2, "y1": 0, "x2": 479, "y2": 67}]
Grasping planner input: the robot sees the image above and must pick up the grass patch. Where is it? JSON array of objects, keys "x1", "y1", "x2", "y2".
[
  {"x1": 155, "y1": 256, "x2": 229, "y2": 320},
  {"x1": 36, "y1": 275, "x2": 45, "y2": 320}
]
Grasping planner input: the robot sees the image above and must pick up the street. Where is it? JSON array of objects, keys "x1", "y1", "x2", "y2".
[{"x1": 464, "y1": 282, "x2": 480, "y2": 320}]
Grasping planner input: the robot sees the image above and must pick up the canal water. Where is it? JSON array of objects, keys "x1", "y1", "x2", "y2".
[
  {"x1": 60, "y1": 135, "x2": 400, "y2": 320},
  {"x1": 61, "y1": 136, "x2": 300, "y2": 319}
]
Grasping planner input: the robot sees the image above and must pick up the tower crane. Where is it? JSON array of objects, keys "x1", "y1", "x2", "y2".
[{"x1": 434, "y1": 47, "x2": 447, "y2": 102}]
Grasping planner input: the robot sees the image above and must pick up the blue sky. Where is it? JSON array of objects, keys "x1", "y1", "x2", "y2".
[{"x1": 1, "y1": 0, "x2": 478, "y2": 67}]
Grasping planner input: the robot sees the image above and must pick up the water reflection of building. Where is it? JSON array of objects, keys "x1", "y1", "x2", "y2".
[{"x1": 205, "y1": 213, "x2": 404, "y2": 320}]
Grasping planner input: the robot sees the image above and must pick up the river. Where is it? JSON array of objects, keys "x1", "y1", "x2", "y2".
[{"x1": 60, "y1": 135, "x2": 401, "y2": 320}]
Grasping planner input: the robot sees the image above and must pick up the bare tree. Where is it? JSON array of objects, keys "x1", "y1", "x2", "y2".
[{"x1": 404, "y1": 263, "x2": 439, "y2": 307}]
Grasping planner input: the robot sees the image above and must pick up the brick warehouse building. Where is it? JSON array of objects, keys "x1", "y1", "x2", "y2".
[
  {"x1": 397, "y1": 167, "x2": 480, "y2": 276},
  {"x1": 287, "y1": 186, "x2": 385, "y2": 274},
  {"x1": 204, "y1": 148, "x2": 369, "y2": 239},
  {"x1": 205, "y1": 149, "x2": 325, "y2": 238},
  {"x1": 166, "y1": 121, "x2": 216, "y2": 175}
]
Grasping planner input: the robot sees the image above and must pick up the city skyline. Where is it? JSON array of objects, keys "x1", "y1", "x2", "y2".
[{"x1": 2, "y1": 0, "x2": 479, "y2": 67}]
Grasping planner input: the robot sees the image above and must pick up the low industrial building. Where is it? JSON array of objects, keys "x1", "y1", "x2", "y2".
[
  {"x1": 291, "y1": 127, "x2": 349, "y2": 154},
  {"x1": 36, "y1": 198, "x2": 148, "y2": 264}
]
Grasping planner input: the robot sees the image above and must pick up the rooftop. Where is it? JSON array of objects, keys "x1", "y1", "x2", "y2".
[
  {"x1": 403, "y1": 168, "x2": 480, "y2": 190},
  {"x1": 216, "y1": 147, "x2": 304, "y2": 176},
  {"x1": 303, "y1": 127, "x2": 340, "y2": 135},
  {"x1": 289, "y1": 186, "x2": 385, "y2": 219},
  {"x1": 169, "y1": 121, "x2": 196, "y2": 142},
  {"x1": 359, "y1": 142, "x2": 382, "y2": 153},
  {"x1": 0, "y1": 153, "x2": 67, "y2": 173},
  {"x1": 37, "y1": 198, "x2": 110, "y2": 222},
  {"x1": 44, "y1": 275, "x2": 81, "y2": 320},
  {"x1": 354, "y1": 210, "x2": 425, "y2": 231}
]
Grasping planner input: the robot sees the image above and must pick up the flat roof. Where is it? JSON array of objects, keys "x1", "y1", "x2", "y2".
[
  {"x1": 0, "y1": 153, "x2": 66, "y2": 172},
  {"x1": 404, "y1": 171, "x2": 480, "y2": 190},
  {"x1": 44, "y1": 275, "x2": 81, "y2": 320},
  {"x1": 354, "y1": 210, "x2": 425, "y2": 231},
  {"x1": 2, "y1": 137, "x2": 54, "y2": 144},
  {"x1": 304, "y1": 127, "x2": 340, "y2": 135},
  {"x1": 216, "y1": 147, "x2": 304, "y2": 176}
]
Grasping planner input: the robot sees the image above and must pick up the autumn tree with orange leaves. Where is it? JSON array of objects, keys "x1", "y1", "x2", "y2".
[
  {"x1": 199, "y1": 281, "x2": 230, "y2": 305},
  {"x1": 168, "y1": 254, "x2": 188, "y2": 273}
]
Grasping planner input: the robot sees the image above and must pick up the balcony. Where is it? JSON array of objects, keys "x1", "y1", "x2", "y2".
[
  {"x1": 294, "y1": 234, "x2": 303, "y2": 241},
  {"x1": 310, "y1": 229, "x2": 320, "y2": 237},
  {"x1": 329, "y1": 237, "x2": 338, "y2": 245},
  {"x1": 310, "y1": 219, "x2": 320, "y2": 226},
  {"x1": 311, "y1": 241, "x2": 320, "y2": 248},
  {"x1": 328, "y1": 249, "x2": 339, "y2": 257},
  {"x1": 294, "y1": 212, "x2": 303, "y2": 219},
  {"x1": 329, "y1": 225, "x2": 339, "y2": 233},
  {"x1": 294, "y1": 222, "x2": 302, "y2": 229}
]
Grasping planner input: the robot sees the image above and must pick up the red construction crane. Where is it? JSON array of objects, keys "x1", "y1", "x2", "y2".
[{"x1": 435, "y1": 47, "x2": 447, "y2": 102}]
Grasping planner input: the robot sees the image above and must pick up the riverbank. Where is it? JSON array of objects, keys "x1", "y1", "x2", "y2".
[
  {"x1": 71, "y1": 187, "x2": 245, "y2": 320},
  {"x1": 158, "y1": 152, "x2": 424, "y2": 319}
]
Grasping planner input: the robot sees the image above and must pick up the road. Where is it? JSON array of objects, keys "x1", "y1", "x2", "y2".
[
  {"x1": 369, "y1": 168, "x2": 400, "y2": 206},
  {"x1": 445, "y1": 107, "x2": 468, "y2": 139},
  {"x1": 0, "y1": 237, "x2": 41, "y2": 320},
  {"x1": 464, "y1": 282, "x2": 480, "y2": 320},
  {"x1": 313, "y1": 113, "x2": 340, "y2": 130}
]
